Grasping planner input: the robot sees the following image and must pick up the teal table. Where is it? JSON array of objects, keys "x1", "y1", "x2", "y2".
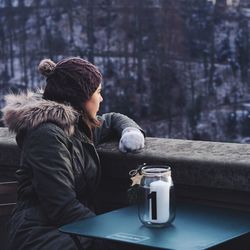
[{"x1": 60, "y1": 201, "x2": 250, "y2": 249}]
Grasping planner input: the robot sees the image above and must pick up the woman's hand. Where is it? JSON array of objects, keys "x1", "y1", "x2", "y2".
[{"x1": 119, "y1": 127, "x2": 145, "y2": 153}]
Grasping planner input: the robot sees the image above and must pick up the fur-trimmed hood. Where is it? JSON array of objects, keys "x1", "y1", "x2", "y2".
[{"x1": 2, "y1": 91, "x2": 78, "y2": 136}]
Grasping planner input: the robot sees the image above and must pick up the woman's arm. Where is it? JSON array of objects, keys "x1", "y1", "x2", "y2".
[
  {"x1": 22, "y1": 123, "x2": 95, "y2": 226},
  {"x1": 93, "y1": 112, "x2": 145, "y2": 145}
]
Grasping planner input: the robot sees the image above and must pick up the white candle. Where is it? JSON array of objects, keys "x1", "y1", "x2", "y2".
[{"x1": 149, "y1": 180, "x2": 170, "y2": 223}]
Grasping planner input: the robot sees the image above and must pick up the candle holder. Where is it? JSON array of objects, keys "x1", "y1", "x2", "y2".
[{"x1": 138, "y1": 165, "x2": 175, "y2": 227}]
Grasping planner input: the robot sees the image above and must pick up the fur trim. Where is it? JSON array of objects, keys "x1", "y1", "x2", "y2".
[{"x1": 2, "y1": 91, "x2": 78, "y2": 136}]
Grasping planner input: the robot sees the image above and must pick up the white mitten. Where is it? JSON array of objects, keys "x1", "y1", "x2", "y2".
[{"x1": 119, "y1": 127, "x2": 145, "y2": 153}]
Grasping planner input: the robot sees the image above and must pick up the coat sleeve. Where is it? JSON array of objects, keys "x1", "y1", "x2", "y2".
[
  {"x1": 22, "y1": 124, "x2": 95, "y2": 226},
  {"x1": 93, "y1": 112, "x2": 145, "y2": 145}
]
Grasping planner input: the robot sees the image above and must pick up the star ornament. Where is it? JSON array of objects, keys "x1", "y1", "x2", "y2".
[{"x1": 130, "y1": 173, "x2": 143, "y2": 186}]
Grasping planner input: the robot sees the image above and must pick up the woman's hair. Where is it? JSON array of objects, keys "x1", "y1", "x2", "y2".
[{"x1": 38, "y1": 57, "x2": 102, "y2": 138}]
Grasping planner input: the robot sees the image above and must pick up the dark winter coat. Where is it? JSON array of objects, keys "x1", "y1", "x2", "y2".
[{"x1": 2, "y1": 92, "x2": 143, "y2": 250}]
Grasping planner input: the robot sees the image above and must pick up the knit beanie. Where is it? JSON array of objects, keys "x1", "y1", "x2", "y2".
[{"x1": 38, "y1": 57, "x2": 102, "y2": 110}]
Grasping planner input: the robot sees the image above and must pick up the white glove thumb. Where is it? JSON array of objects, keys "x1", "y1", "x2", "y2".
[{"x1": 119, "y1": 127, "x2": 145, "y2": 153}]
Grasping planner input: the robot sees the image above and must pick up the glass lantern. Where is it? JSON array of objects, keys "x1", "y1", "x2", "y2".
[{"x1": 138, "y1": 165, "x2": 175, "y2": 227}]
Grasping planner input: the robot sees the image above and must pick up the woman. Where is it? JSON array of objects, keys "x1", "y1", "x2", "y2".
[{"x1": 2, "y1": 57, "x2": 145, "y2": 250}]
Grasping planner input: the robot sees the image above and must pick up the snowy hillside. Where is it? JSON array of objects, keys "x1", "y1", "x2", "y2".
[{"x1": 1, "y1": 0, "x2": 250, "y2": 142}]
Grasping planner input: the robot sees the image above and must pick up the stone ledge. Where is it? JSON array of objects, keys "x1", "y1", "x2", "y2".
[
  {"x1": 97, "y1": 138, "x2": 250, "y2": 193},
  {"x1": 1, "y1": 127, "x2": 250, "y2": 193},
  {"x1": 0, "y1": 128, "x2": 20, "y2": 167}
]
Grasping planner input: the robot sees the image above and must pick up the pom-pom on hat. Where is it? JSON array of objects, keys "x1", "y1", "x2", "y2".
[{"x1": 38, "y1": 59, "x2": 56, "y2": 77}]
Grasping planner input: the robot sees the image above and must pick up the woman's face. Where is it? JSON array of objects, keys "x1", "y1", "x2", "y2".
[{"x1": 84, "y1": 84, "x2": 103, "y2": 118}]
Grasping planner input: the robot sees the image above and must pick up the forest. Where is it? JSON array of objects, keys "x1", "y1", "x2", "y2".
[{"x1": 1, "y1": 0, "x2": 250, "y2": 142}]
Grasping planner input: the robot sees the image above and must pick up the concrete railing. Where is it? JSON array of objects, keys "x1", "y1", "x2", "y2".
[
  {"x1": 1, "y1": 127, "x2": 250, "y2": 210},
  {"x1": 97, "y1": 137, "x2": 250, "y2": 212}
]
